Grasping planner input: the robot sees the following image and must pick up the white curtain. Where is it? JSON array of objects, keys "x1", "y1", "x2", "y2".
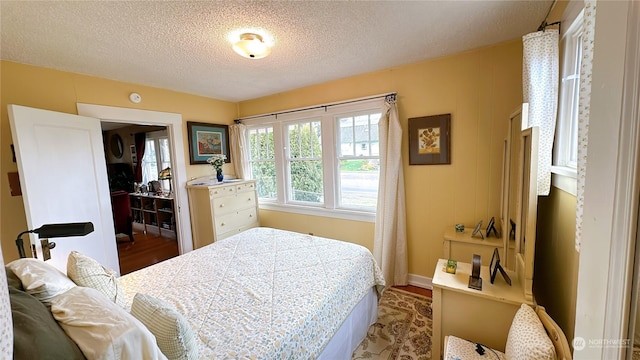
[
  {"x1": 0, "y1": 242, "x2": 12, "y2": 359},
  {"x1": 373, "y1": 96, "x2": 408, "y2": 287},
  {"x1": 523, "y1": 29, "x2": 559, "y2": 196},
  {"x1": 229, "y1": 123, "x2": 250, "y2": 180},
  {"x1": 575, "y1": 0, "x2": 596, "y2": 252}
]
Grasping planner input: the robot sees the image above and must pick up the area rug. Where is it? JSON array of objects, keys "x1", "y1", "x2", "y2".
[{"x1": 352, "y1": 288, "x2": 432, "y2": 360}]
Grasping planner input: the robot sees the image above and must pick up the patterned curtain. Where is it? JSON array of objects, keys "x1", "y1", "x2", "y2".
[
  {"x1": 522, "y1": 29, "x2": 559, "y2": 196},
  {"x1": 575, "y1": 0, "x2": 597, "y2": 252},
  {"x1": 373, "y1": 95, "x2": 408, "y2": 286},
  {"x1": 0, "y1": 243, "x2": 12, "y2": 358},
  {"x1": 229, "y1": 123, "x2": 250, "y2": 180}
]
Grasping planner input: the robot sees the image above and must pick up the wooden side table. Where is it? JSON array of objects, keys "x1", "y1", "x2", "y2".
[{"x1": 431, "y1": 258, "x2": 532, "y2": 359}]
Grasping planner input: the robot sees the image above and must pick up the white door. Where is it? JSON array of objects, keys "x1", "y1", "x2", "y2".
[{"x1": 9, "y1": 105, "x2": 120, "y2": 274}]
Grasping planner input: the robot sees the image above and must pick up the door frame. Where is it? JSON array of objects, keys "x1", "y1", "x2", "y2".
[{"x1": 77, "y1": 103, "x2": 193, "y2": 254}]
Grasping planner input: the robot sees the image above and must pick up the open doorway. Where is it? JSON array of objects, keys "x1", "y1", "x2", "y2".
[{"x1": 102, "y1": 122, "x2": 179, "y2": 274}]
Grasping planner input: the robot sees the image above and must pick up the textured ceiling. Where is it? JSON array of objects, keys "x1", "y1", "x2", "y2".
[{"x1": 0, "y1": 1, "x2": 551, "y2": 102}]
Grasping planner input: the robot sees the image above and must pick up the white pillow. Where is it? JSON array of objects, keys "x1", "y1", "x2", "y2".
[
  {"x1": 131, "y1": 293, "x2": 199, "y2": 360},
  {"x1": 67, "y1": 251, "x2": 127, "y2": 308},
  {"x1": 6, "y1": 258, "x2": 76, "y2": 306},
  {"x1": 505, "y1": 304, "x2": 556, "y2": 360},
  {"x1": 51, "y1": 286, "x2": 167, "y2": 360}
]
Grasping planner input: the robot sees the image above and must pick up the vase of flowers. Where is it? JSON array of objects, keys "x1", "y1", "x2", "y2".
[{"x1": 207, "y1": 154, "x2": 226, "y2": 182}]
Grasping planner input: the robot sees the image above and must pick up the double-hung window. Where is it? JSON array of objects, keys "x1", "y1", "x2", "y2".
[
  {"x1": 141, "y1": 131, "x2": 171, "y2": 190},
  {"x1": 245, "y1": 97, "x2": 383, "y2": 220},
  {"x1": 554, "y1": 9, "x2": 583, "y2": 172},
  {"x1": 248, "y1": 126, "x2": 276, "y2": 200},
  {"x1": 286, "y1": 120, "x2": 323, "y2": 204},
  {"x1": 552, "y1": 7, "x2": 583, "y2": 194},
  {"x1": 336, "y1": 112, "x2": 380, "y2": 210}
]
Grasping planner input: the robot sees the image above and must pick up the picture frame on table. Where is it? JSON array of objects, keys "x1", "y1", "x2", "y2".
[
  {"x1": 187, "y1": 121, "x2": 231, "y2": 165},
  {"x1": 408, "y1": 113, "x2": 451, "y2": 165}
]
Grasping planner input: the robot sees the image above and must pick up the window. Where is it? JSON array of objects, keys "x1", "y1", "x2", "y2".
[
  {"x1": 248, "y1": 126, "x2": 276, "y2": 200},
  {"x1": 141, "y1": 131, "x2": 171, "y2": 191},
  {"x1": 555, "y1": 10, "x2": 583, "y2": 171},
  {"x1": 245, "y1": 98, "x2": 383, "y2": 219},
  {"x1": 336, "y1": 112, "x2": 380, "y2": 210},
  {"x1": 286, "y1": 120, "x2": 323, "y2": 204}
]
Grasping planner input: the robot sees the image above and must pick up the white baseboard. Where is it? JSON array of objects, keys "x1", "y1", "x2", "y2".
[{"x1": 408, "y1": 273, "x2": 432, "y2": 290}]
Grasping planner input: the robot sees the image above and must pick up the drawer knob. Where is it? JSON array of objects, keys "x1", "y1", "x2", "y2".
[
  {"x1": 214, "y1": 191, "x2": 218, "y2": 195},
  {"x1": 221, "y1": 223, "x2": 225, "y2": 226},
  {"x1": 248, "y1": 198, "x2": 252, "y2": 201},
  {"x1": 220, "y1": 204, "x2": 224, "y2": 208},
  {"x1": 249, "y1": 214, "x2": 253, "y2": 218}
]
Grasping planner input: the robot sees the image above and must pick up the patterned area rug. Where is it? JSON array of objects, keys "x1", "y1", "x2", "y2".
[{"x1": 353, "y1": 288, "x2": 432, "y2": 360}]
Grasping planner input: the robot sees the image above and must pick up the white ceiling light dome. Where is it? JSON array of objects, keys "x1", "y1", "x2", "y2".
[{"x1": 232, "y1": 33, "x2": 271, "y2": 59}]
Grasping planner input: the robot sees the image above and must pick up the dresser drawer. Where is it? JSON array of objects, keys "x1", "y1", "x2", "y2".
[
  {"x1": 236, "y1": 182, "x2": 256, "y2": 193},
  {"x1": 209, "y1": 185, "x2": 236, "y2": 198},
  {"x1": 214, "y1": 207, "x2": 257, "y2": 234}
]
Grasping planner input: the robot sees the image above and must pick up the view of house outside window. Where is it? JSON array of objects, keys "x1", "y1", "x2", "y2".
[
  {"x1": 245, "y1": 98, "x2": 384, "y2": 217},
  {"x1": 336, "y1": 112, "x2": 380, "y2": 210}
]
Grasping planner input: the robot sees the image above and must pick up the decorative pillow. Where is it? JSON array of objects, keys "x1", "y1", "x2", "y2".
[
  {"x1": 67, "y1": 251, "x2": 127, "y2": 308},
  {"x1": 6, "y1": 266, "x2": 23, "y2": 290},
  {"x1": 131, "y1": 293, "x2": 199, "y2": 360},
  {"x1": 6, "y1": 258, "x2": 76, "y2": 306},
  {"x1": 9, "y1": 286, "x2": 85, "y2": 359},
  {"x1": 51, "y1": 286, "x2": 167, "y2": 360},
  {"x1": 505, "y1": 304, "x2": 556, "y2": 360}
]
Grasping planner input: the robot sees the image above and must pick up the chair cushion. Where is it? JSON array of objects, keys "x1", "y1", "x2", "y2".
[
  {"x1": 505, "y1": 304, "x2": 556, "y2": 360},
  {"x1": 444, "y1": 335, "x2": 506, "y2": 360},
  {"x1": 67, "y1": 251, "x2": 127, "y2": 308}
]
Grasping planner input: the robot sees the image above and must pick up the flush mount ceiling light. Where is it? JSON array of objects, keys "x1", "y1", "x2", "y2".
[{"x1": 232, "y1": 33, "x2": 271, "y2": 59}]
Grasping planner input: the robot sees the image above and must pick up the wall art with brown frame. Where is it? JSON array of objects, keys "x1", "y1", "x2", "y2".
[
  {"x1": 187, "y1": 121, "x2": 231, "y2": 165},
  {"x1": 408, "y1": 113, "x2": 451, "y2": 165}
]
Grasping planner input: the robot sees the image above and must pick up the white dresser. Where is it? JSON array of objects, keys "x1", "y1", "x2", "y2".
[{"x1": 186, "y1": 178, "x2": 259, "y2": 249}]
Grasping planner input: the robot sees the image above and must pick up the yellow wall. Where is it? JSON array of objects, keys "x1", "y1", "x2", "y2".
[
  {"x1": 534, "y1": 186, "x2": 578, "y2": 345},
  {"x1": 0, "y1": 60, "x2": 237, "y2": 261},
  {"x1": 240, "y1": 40, "x2": 523, "y2": 278}
]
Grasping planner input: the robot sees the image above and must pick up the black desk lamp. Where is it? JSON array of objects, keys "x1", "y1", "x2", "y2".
[{"x1": 15, "y1": 222, "x2": 94, "y2": 260}]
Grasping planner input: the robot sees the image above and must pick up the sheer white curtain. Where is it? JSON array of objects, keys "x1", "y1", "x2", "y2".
[
  {"x1": 229, "y1": 123, "x2": 250, "y2": 179},
  {"x1": 575, "y1": 0, "x2": 596, "y2": 251},
  {"x1": 523, "y1": 29, "x2": 559, "y2": 196},
  {"x1": 374, "y1": 96, "x2": 408, "y2": 287}
]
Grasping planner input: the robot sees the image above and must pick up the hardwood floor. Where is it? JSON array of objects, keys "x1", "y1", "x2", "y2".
[
  {"x1": 116, "y1": 231, "x2": 179, "y2": 275},
  {"x1": 393, "y1": 284, "x2": 432, "y2": 298}
]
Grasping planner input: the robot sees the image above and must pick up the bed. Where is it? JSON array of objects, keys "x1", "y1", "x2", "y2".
[{"x1": 4, "y1": 227, "x2": 385, "y2": 359}]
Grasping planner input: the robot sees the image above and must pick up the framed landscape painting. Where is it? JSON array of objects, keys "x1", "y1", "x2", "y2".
[
  {"x1": 187, "y1": 121, "x2": 231, "y2": 164},
  {"x1": 408, "y1": 114, "x2": 451, "y2": 165}
]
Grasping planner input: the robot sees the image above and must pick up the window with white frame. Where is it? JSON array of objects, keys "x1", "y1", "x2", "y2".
[
  {"x1": 286, "y1": 120, "x2": 324, "y2": 204},
  {"x1": 141, "y1": 131, "x2": 171, "y2": 190},
  {"x1": 248, "y1": 126, "x2": 276, "y2": 200},
  {"x1": 555, "y1": 10, "x2": 583, "y2": 171},
  {"x1": 245, "y1": 98, "x2": 383, "y2": 218},
  {"x1": 336, "y1": 112, "x2": 380, "y2": 210}
]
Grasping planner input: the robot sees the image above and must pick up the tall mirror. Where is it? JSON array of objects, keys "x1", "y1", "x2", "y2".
[
  {"x1": 501, "y1": 104, "x2": 527, "y2": 271},
  {"x1": 514, "y1": 126, "x2": 539, "y2": 302}
]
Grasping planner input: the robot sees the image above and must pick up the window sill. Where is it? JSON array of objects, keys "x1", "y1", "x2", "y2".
[
  {"x1": 258, "y1": 202, "x2": 376, "y2": 223},
  {"x1": 551, "y1": 165, "x2": 577, "y2": 196}
]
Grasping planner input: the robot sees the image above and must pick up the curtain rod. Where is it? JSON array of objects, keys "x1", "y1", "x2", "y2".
[
  {"x1": 537, "y1": 0, "x2": 561, "y2": 32},
  {"x1": 234, "y1": 92, "x2": 397, "y2": 123}
]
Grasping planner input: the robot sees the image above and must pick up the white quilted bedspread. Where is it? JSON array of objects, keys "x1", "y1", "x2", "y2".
[{"x1": 118, "y1": 227, "x2": 385, "y2": 359}]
